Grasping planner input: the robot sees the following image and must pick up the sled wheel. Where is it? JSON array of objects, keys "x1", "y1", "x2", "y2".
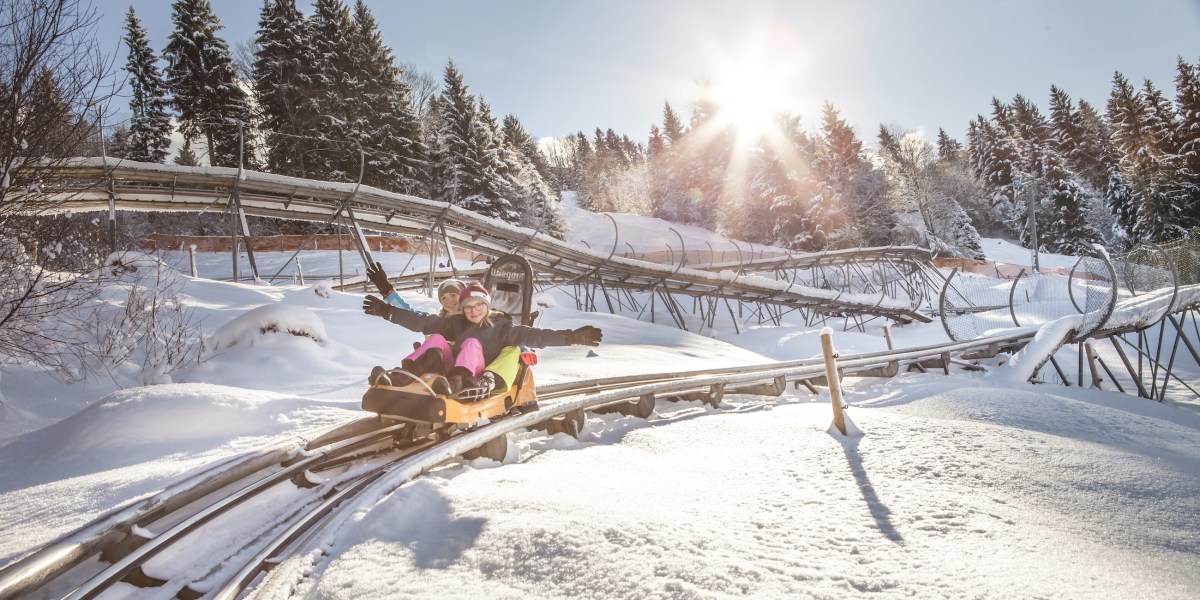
[
  {"x1": 705, "y1": 383, "x2": 725, "y2": 409},
  {"x1": 463, "y1": 434, "x2": 508, "y2": 462},
  {"x1": 630, "y1": 393, "x2": 655, "y2": 419},
  {"x1": 481, "y1": 434, "x2": 508, "y2": 461},
  {"x1": 552, "y1": 408, "x2": 585, "y2": 439}
]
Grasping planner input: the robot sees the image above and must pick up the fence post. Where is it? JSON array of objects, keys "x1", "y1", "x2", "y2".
[
  {"x1": 1084, "y1": 340, "x2": 1102, "y2": 388},
  {"x1": 883, "y1": 324, "x2": 894, "y2": 350},
  {"x1": 820, "y1": 329, "x2": 848, "y2": 435},
  {"x1": 188, "y1": 244, "x2": 198, "y2": 278}
]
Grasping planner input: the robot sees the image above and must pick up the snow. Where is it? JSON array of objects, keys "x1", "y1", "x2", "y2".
[{"x1": 1, "y1": 205, "x2": 1199, "y2": 599}]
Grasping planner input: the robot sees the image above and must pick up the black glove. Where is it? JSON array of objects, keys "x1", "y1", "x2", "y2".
[
  {"x1": 363, "y1": 294, "x2": 391, "y2": 319},
  {"x1": 366, "y1": 261, "x2": 393, "y2": 296},
  {"x1": 565, "y1": 325, "x2": 603, "y2": 346}
]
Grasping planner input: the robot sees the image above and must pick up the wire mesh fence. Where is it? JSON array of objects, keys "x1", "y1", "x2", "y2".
[{"x1": 933, "y1": 230, "x2": 1200, "y2": 342}]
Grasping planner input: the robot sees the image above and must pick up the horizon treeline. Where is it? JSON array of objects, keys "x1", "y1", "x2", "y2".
[{"x1": 104, "y1": 0, "x2": 1200, "y2": 256}]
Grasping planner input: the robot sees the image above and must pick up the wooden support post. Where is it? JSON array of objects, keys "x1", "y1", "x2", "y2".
[
  {"x1": 1084, "y1": 340, "x2": 1102, "y2": 389},
  {"x1": 883, "y1": 324, "x2": 894, "y2": 350},
  {"x1": 820, "y1": 329, "x2": 848, "y2": 436},
  {"x1": 187, "y1": 244, "x2": 197, "y2": 278}
]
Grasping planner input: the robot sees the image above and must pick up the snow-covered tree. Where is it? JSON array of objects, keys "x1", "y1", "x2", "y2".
[
  {"x1": 1175, "y1": 56, "x2": 1200, "y2": 231},
  {"x1": 1107, "y1": 72, "x2": 1186, "y2": 242},
  {"x1": 0, "y1": 0, "x2": 121, "y2": 380},
  {"x1": 814, "y1": 103, "x2": 891, "y2": 247},
  {"x1": 122, "y1": 7, "x2": 172, "y2": 163},
  {"x1": 347, "y1": 0, "x2": 427, "y2": 194},
  {"x1": 302, "y1": 0, "x2": 357, "y2": 180},
  {"x1": 163, "y1": 0, "x2": 255, "y2": 168},
  {"x1": 253, "y1": 0, "x2": 318, "y2": 177},
  {"x1": 498, "y1": 114, "x2": 564, "y2": 237},
  {"x1": 879, "y1": 126, "x2": 984, "y2": 258},
  {"x1": 426, "y1": 62, "x2": 514, "y2": 219}
]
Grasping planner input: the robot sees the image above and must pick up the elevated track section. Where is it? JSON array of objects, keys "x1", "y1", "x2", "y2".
[{"x1": 20, "y1": 158, "x2": 931, "y2": 327}]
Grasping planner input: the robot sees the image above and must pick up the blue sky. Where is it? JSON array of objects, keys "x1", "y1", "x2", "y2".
[{"x1": 98, "y1": 0, "x2": 1200, "y2": 145}]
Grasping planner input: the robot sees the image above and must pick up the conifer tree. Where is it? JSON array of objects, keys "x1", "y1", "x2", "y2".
[
  {"x1": 661, "y1": 101, "x2": 685, "y2": 146},
  {"x1": 763, "y1": 115, "x2": 824, "y2": 250},
  {"x1": 347, "y1": 0, "x2": 427, "y2": 194},
  {"x1": 815, "y1": 103, "x2": 892, "y2": 247},
  {"x1": 163, "y1": 0, "x2": 254, "y2": 167},
  {"x1": 1107, "y1": 72, "x2": 1185, "y2": 242},
  {"x1": 1175, "y1": 56, "x2": 1200, "y2": 230},
  {"x1": 122, "y1": 7, "x2": 172, "y2": 163},
  {"x1": 427, "y1": 62, "x2": 512, "y2": 219},
  {"x1": 1048, "y1": 88, "x2": 1122, "y2": 246},
  {"x1": 647, "y1": 125, "x2": 665, "y2": 158},
  {"x1": 175, "y1": 139, "x2": 199, "y2": 166},
  {"x1": 569, "y1": 132, "x2": 594, "y2": 210},
  {"x1": 967, "y1": 109, "x2": 1024, "y2": 236},
  {"x1": 498, "y1": 114, "x2": 563, "y2": 236},
  {"x1": 1007, "y1": 93, "x2": 1100, "y2": 253},
  {"x1": 253, "y1": 0, "x2": 318, "y2": 177},
  {"x1": 106, "y1": 124, "x2": 132, "y2": 159},
  {"x1": 1104, "y1": 73, "x2": 1147, "y2": 244},
  {"x1": 304, "y1": 0, "x2": 357, "y2": 180},
  {"x1": 502, "y1": 114, "x2": 552, "y2": 182},
  {"x1": 936, "y1": 128, "x2": 962, "y2": 163}
]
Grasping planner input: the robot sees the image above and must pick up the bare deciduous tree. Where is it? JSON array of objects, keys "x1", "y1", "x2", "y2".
[
  {"x1": 398, "y1": 61, "x2": 438, "y2": 120},
  {"x1": 0, "y1": 0, "x2": 121, "y2": 380}
]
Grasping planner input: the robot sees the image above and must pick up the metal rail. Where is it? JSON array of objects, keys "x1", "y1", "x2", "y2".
[
  {"x1": 17, "y1": 158, "x2": 930, "y2": 324},
  {"x1": 0, "y1": 327, "x2": 1038, "y2": 599}
]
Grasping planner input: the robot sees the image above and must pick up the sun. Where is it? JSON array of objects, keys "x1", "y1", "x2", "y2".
[{"x1": 703, "y1": 52, "x2": 792, "y2": 143}]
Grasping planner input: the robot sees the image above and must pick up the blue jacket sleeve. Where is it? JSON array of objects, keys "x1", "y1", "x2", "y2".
[{"x1": 383, "y1": 290, "x2": 413, "y2": 311}]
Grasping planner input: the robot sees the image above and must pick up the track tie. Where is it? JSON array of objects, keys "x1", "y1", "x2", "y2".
[{"x1": 122, "y1": 564, "x2": 169, "y2": 588}]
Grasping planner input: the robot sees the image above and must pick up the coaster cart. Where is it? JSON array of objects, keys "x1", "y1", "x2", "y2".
[{"x1": 362, "y1": 255, "x2": 581, "y2": 461}]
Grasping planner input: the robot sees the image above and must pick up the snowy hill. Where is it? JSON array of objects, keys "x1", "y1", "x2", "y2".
[{"x1": 0, "y1": 206, "x2": 1198, "y2": 598}]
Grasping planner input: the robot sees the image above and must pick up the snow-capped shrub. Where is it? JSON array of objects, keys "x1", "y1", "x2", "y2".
[{"x1": 206, "y1": 304, "x2": 327, "y2": 350}]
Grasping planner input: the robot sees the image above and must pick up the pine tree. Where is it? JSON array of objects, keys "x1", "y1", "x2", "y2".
[
  {"x1": 107, "y1": 124, "x2": 132, "y2": 159},
  {"x1": 966, "y1": 109, "x2": 1024, "y2": 237},
  {"x1": 304, "y1": 0, "x2": 357, "y2": 180},
  {"x1": 815, "y1": 103, "x2": 892, "y2": 247},
  {"x1": 122, "y1": 7, "x2": 172, "y2": 163},
  {"x1": 502, "y1": 114, "x2": 552, "y2": 181},
  {"x1": 755, "y1": 114, "x2": 823, "y2": 250},
  {"x1": 661, "y1": 101, "x2": 684, "y2": 146},
  {"x1": 1175, "y1": 56, "x2": 1200, "y2": 230},
  {"x1": 1104, "y1": 72, "x2": 1147, "y2": 244},
  {"x1": 1107, "y1": 72, "x2": 1185, "y2": 242},
  {"x1": 1049, "y1": 88, "x2": 1121, "y2": 246},
  {"x1": 163, "y1": 0, "x2": 254, "y2": 168},
  {"x1": 347, "y1": 0, "x2": 427, "y2": 194},
  {"x1": 936, "y1": 128, "x2": 962, "y2": 163},
  {"x1": 647, "y1": 124, "x2": 665, "y2": 158},
  {"x1": 253, "y1": 0, "x2": 318, "y2": 177},
  {"x1": 175, "y1": 139, "x2": 199, "y2": 166},
  {"x1": 1140, "y1": 78, "x2": 1188, "y2": 240},
  {"x1": 500, "y1": 114, "x2": 563, "y2": 236},
  {"x1": 427, "y1": 62, "x2": 512, "y2": 219},
  {"x1": 1008, "y1": 93, "x2": 1100, "y2": 253}
]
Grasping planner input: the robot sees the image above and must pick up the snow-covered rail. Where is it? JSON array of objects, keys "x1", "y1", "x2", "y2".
[
  {"x1": 0, "y1": 327, "x2": 1038, "y2": 599},
  {"x1": 16, "y1": 157, "x2": 930, "y2": 325}
]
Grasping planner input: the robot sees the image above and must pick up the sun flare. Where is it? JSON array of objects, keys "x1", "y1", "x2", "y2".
[{"x1": 709, "y1": 65, "x2": 786, "y2": 139}]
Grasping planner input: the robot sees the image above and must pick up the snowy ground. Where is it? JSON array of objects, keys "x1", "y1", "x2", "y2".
[{"x1": 1, "y1": 205, "x2": 1198, "y2": 599}]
